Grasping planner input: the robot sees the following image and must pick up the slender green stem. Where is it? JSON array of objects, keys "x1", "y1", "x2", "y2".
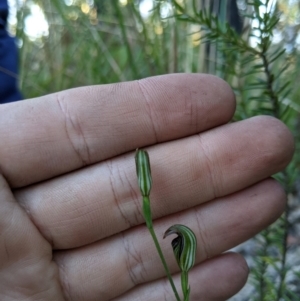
[
  {"x1": 112, "y1": 1, "x2": 139, "y2": 79},
  {"x1": 181, "y1": 271, "x2": 189, "y2": 301},
  {"x1": 143, "y1": 197, "x2": 181, "y2": 301}
]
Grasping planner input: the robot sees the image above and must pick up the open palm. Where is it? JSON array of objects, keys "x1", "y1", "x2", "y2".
[{"x1": 0, "y1": 74, "x2": 294, "y2": 301}]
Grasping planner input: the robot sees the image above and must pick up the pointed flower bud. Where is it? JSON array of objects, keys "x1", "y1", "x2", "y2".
[
  {"x1": 164, "y1": 224, "x2": 197, "y2": 272},
  {"x1": 135, "y1": 149, "x2": 152, "y2": 197}
]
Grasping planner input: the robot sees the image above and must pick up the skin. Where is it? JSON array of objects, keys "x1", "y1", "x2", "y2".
[{"x1": 0, "y1": 73, "x2": 295, "y2": 301}]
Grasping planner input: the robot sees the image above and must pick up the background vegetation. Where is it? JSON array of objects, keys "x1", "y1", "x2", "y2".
[{"x1": 10, "y1": 0, "x2": 300, "y2": 299}]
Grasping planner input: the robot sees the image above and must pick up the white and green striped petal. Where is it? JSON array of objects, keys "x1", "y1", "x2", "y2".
[{"x1": 164, "y1": 224, "x2": 197, "y2": 273}]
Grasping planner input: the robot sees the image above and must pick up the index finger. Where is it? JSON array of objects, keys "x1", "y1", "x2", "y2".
[{"x1": 0, "y1": 73, "x2": 235, "y2": 187}]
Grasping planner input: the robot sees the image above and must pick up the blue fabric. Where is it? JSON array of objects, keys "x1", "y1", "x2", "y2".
[{"x1": 0, "y1": 0, "x2": 22, "y2": 104}]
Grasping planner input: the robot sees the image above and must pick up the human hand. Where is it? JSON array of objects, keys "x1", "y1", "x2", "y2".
[{"x1": 0, "y1": 74, "x2": 294, "y2": 301}]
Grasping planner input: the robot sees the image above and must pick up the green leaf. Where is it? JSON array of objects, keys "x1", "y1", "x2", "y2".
[{"x1": 164, "y1": 224, "x2": 197, "y2": 272}]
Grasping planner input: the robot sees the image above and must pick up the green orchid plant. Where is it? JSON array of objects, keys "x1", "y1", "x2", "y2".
[{"x1": 135, "y1": 149, "x2": 197, "y2": 301}]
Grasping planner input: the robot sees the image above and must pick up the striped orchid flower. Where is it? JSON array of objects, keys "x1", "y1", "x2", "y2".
[{"x1": 164, "y1": 224, "x2": 197, "y2": 273}]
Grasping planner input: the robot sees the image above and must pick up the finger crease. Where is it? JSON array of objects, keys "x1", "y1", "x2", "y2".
[
  {"x1": 197, "y1": 134, "x2": 218, "y2": 199},
  {"x1": 106, "y1": 161, "x2": 133, "y2": 228},
  {"x1": 56, "y1": 93, "x2": 91, "y2": 167},
  {"x1": 55, "y1": 257, "x2": 72, "y2": 301},
  {"x1": 121, "y1": 232, "x2": 147, "y2": 287},
  {"x1": 123, "y1": 171, "x2": 144, "y2": 226},
  {"x1": 194, "y1": 207, "x2": 210, "y2": 260},
  {"x1": 136, "y1": 80, "x2": 159, "y2": 144}
]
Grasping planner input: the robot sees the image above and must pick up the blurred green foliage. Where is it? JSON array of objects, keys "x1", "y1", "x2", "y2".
[{"x1": 12, "y1": 0, "x2": 300, "y2": 300}]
